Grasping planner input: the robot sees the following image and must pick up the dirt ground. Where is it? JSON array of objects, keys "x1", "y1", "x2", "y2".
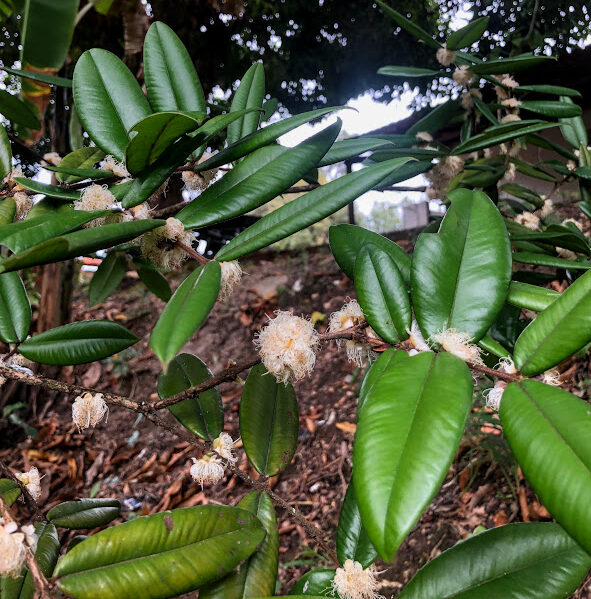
[{"x1": 2, "y1": 242, "x2": 590, "y2": 598}]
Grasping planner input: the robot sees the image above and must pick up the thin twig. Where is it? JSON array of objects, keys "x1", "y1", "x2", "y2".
[
  {"x1": 0, "y1": 460, "x2": 43, "y2": 521},
  {"x1": 177, "y1": 241, "x2": 209, "y2": 265}
]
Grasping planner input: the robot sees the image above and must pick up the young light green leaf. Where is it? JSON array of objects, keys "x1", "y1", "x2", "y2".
[
  {"x1": 47, "y1": 499, "x2": 121, "y2": 529},
  {"x1": 227, "y1": 63, "x2": 265, "y2": 146},
  {"x1": 0, "y1": 478, "x2": 21, "y2": 507},
  {"x1": 88, "y1": 253, "x2": 128, "y2": 307},
  {"x1": 0, "y1": 271, "x2": 31, "y2": 343}
]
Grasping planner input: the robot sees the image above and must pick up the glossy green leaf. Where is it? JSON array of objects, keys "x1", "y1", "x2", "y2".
[
  {"x1": 354, "y1": 244, "x2": 411, "y2": 344},
  {"x1": 317, "y1": 138, "x2": 392, "y2": 167},
  {"x1": 125, "y1": 111, "x2": 206, "y2": 174},
  {"x1": 1, "y1": 66, "x2": 72, "y2": 88},
  {"x1": 47, "y1": 499, "x2": 121, "y2": 529},
  {"x1": 520, "y1": 100, "x2": 582, "y2": 118},
  {"x1": 136, "y1": 263, "x2": 171, "y2": 301},
  {"x1": 375, "y1": 0, "x2": 440, "y2": 49},
  {"x1": 150, "y1": 262, "x2": 221, "y2": 367},
  {"x1": 0, "y1": 198, "x2": 15, "y2": 225},
  {"x1": 478, "y1": 334, "x2": 510, "y2": 358},
  {"x1": 19, "y1": 320, "x2": 138, "y2": 366},
  {"x1": 337, "y1": 481, "x2": 378, "y2": 568},
  {"x1": 73, "y1": 49, "x2": 152, "y2": 160},
  {"x1": 88, "y1": 253, "x2": 127, "y2": 307},
  {"x1": 216, "y1": 158, "x2": 412, "y2": 261},
  {"x1": 501, "y1": 381, "x2": 591, "y2": 554},
  {"x1": 353, "y1": 351, "x2": 473, "y2": 560},
  {"x1": 0, "y1": 219, "x2": 163, "y2": 273},
  {"x1": 144, "y1": 22, "x2": 206, "y2": 113},
  {"x1": 507, "y1": 281, "x2": 559, "y2": 312},
  {"x1": 500, "y1": 183, "x2": 542, "y2": 207},
  {"x1": 412, "y1": 189, "x2": 511, "y2": 340},
  {"x1": 240, "y1": 363, "x2": 299, "y2": 476},
  {"x1": 195, "y1": 107, "x2": 345, "y2": 172},
  {"x1": 200, "y1": 492, "x2": 278, "y2": 599},
  {"x1": 55, "y1": 505, "x2": 266, "y2": 599},
  {"x1": 69, "y1": 104, "x2": 84, "y2": 151},
  {"x1": 0, "y1": 271, "x2": 31, "y2": 343},
  {"x1": 470, "y1": 54, "x2": 555, "y2": 75},
  {"x1": 446, "y1": 16, "x2": 489, "y2": 50},
  {"x1": 157, "y1": 353, "x2": 223, "y2": 440},
  {"x1": 56, "y1": 147, "x2": 106, "y2": 184},
  {"x1": 510, "y1": 225, "x2": 590, "y2": 256},
  {"x1": 515, "y1": 84, "x2": 581, "y2": 98},
  {"x1": 0, "y1": 90, "x2": 40, "y2": 129},
  {"x1": 290, "y1": 569, "x2": 335, "y2": 596},
  {"x1": 329, "y1": 224, "x2": 411, "y2": 284},
  {"x1": 46, "y1": 165, "x2": 112, "y2": 181},
  {"x1": 513, "y1": 269, "x2": 591, "y2": 375},
  {"x1": 227, "y1": 63, "x2": 265, "y2": 146},
  {"x1": 178, "y1": 120, "x2": 341, "y2": 229},
  {"x1": 0, "y1": 123, "x2": 11, "y2": 180},
  {"x1": 0, "y1": 478, "x2": 20, "y2": 507},
  {"x1": 512, "y1": 251, "x2": 591, "y2": 270},
  {"x1": 399, "y1": 522, "x2": 591, "y2": 599},
  {"x1": 377, "y1": 66, "x2": 441, "y2": 78},
  {"x1": 558, "y1": 97, "x2": 588, "y2": 148},
  {"x1": 13, "y1": 177, "x2": 82, "y2": 200},
  {"x1": 407, "y1": 100, "x2": 463, "y2": 137}
]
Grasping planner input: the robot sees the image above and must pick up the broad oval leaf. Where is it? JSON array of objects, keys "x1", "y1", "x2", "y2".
[
  {"x1": 354, "y1": 244, "x2": 411, "y2": 344},
  {"x1": 513, "y1": 269, "x2": 591, "y2": 375},
  {"x1": 329, "y1": 224, "x2": 411, "y2": 285},
  {"x1": 54, "y1": 505, "x2": 265, "y2": 599},
  {"x1": 57, "y1": 147, "x2": 106, "y2": 184},
  {"x1": 47, "y1": 499, "x2": 121, "y2": 529},
  {"x1": 200, "y1": 492, "x2": 279, "y2": 599},
  {"x1": 0, "y1": 271, "x2": 31, "y2": 343},
  {"x1": 150, "y1": 262, "x2": 221, "y2": 367},
  {"x1": 240, "y1": 363, "x2": 299, "y2": 477},
  {"x1": 399, "y1": 522, "x2": 591, "y2": 599},
  {"x1": 216, "y1": 158, "x2": 412, "y2": 262},
  {"x1": 89, "y1": 253, "x2": 127, "y2": 307},
  {"x1": 337, "y1": 481, "x2": 378, "y2": 568},
  {"x1": 507, "y1": 281, "x2": 559, "y2": 312},
  {"x1": 411, "y1": 189, "x2": 511, "y2": 340},
  {"x1": 19, "y1": 320, "x2": 138, "y2": 365},
  {"x1": 353, "y1": 351, "x2": 473, "y2": 560},
  {"x1": 0, "y1": 90, "x2": 40, "y2": 129},
  {"x1": 227, "y1": 63, "x2": 265, "y2": 146},
  {"x1": 157, "y1": 353, "x2": 223, "y2": 440},
  {"x1": 501, "y1": 380, "x2": 591, "y2": 554},
  {"x1": 177, "y1": 120, "x2": 341, "y2": 229},
  {"x1": 446, "y1": 16, "x2": 489, "y2": 50},
  {"x1": 143, "y1": 22, "x2": 206, "y2": 113},
  {"x1": 290, "y1": 569, "x2": 335, "y2": 596},
  {"x1": 73, "y1": 49, "x2": 152, "y2": 160}
]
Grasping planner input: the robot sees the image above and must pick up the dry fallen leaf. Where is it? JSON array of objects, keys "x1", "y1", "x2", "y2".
[{"x1": 336, "y1": 421, "x2": 357, "y2": 434}]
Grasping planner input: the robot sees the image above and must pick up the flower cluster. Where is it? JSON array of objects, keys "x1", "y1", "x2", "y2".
[
  {"x1": 452, "y1": 65, "x2": 474, "y2": 88},
  {"x1": 436, "y1": 45, "x2": 456, "y2": 67},
  {"x1": 430, "y1": 328, "x2": 484, "y2": 365},
  {"x1": 514, "y1": 211, "x2": 540, "y2": 231},
  {"x1": 16, "y1": 467, "x2": 42, "y2": 501},
  {"x1": 75, "y1": 185, "x2": 119, "y2": 226},
  {"x1": 332, "y1": 559, "x2": 384, "y2": 599},
  {"x1": 329, "y1": 299, "x2": 373, "y2": 365},
  {"x1": 425, "y1": 156, "x2": 464, "y2": 201},
  {"x1": 189, "y1": 433, "x2": 237, "y2": 488},
  {"x1": 140, "y1": 217, "x2": 194, "y2": 271},
  {"x1": 72, "y1": 392, "x2": 108, "y2": 431}
]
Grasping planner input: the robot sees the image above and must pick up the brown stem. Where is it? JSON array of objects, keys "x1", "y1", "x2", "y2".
[
  {"x1": 177, "y1": 241, "x2": 209, "y2": 265},
  {"x1": 152, "y1": 201, "x2": 188, "y2": 219},
  {"x1": 467, "y1": 361, "x2": 521, "y2": 383}
]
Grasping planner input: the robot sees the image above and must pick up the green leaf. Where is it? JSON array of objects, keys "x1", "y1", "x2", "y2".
[
  {"x1": 157, "y1": 353, "x2": 223, "y2": 440},
  {"x1": 520, "y1": 100, "x2": 582, "y2": 118},
  {"x1": 337, "y1": 481, "x2": 378, "y2": 568},
  {"x1": 329, "y1": 224, "x2": 411, "y2": 284},
  {"x1": 507, "y1": 281, "x2": 559, "y2": 312},
  {"x1": 46, "y1": 165, "x2": 112, "y2": 181},
  {"x1": 0, "y1": 271, "x2": 31, "y2": 343},
  {"x1": 19, "y1": 320, "x2": 138, "y2": 366},
  {"x1": 469, "y1": 54, "x2": 555, "y2": 75},
  {"x1": 0, "y1": 123, "x2": 11, "y2": 180},
  {"x1": 0, "y1": 478, "x2": 21, "y2": 507},
  {"x1": 501, "y1": 381, "x2": 591, "y2": 554},
  {"x1": 0, "y1": 90, "x2": 40, "y2": 129},
  {"x1": 513, "y1": 269, "x2": 591, "y2": 375},
  {"x1": 500, "y1": 183, "x2": 543, "y2": 207},
  {"x1": 317, "y1": 138, "x2": 392, "y2": 167},
  {"x1": 195, "y1": 107, "x2": 345, "y2": 172},
  {"x1": 136, "y1": 263, "x2": 171, "y2": 301},
  {"x1": 558, "y1": 97, "x2": 588, "y2": 148},
  {"x1": 56, "y1": 147, "x2": 106, "y2": 184},
  {"x1": 2, "y1": 66, "x2": 72, "y2": 88},
  {"x1": 200, "y1": 492, "x2": 279, "y2": 599},
  {"x1": 54, "y1": 505, "x2": 266, "y2": 599},
  {"x1": 150, "y1": 262, "x2": 221, "y2": 367},
  {"x1": 375, "y1": 0, "x2": 440, "y2": 49},
  {"x1": 125, "y1": 111, "x2": 206, "y2": 175},
  {"x1": 69, "y1": 104, "x2": 84, "y2": 151},
  {"x1": 215, "y1": 157, "x2": 413, "y2": 261},
  {"x1": 515, "y1": 84, "x2": 581, "y2": 98},
  {"x1": 399, "y1": 522, "x2": 591, "y2": 599},
  {"x1": 411, "y1": 189, "x2": 511, "y2": 340},
  {"x1": 290, "y1": 569, "x2": 335, "y2": 595},
  {"x1": 47, "y1": 499, "x2": 121, "y2": 529},
  {"x1": 240, "y1": 363, "x2": 299, "y2": 477},
  {"x1": 227, "y1": 63, "x2": 265, "y2": 146},
  {"x1": 0, "y1": 198, "x2": 15, "y2": 225},
  {"x1": 13, "y1": 177, "x2": 82, "y2": 200},
  {"x1": 446, "y1": 16, "x2": 489, "y2": 50},
  {"x1": 510, "y1": 226, "x2": 590, "y2": 256},
  {"x1": 512, "y1": 251, "x2": 591, "y2": 270},
  {"x1": 88, "y1": 253, "x2": 127, "y2": 307},
  {"x1": 354, "y1": 244, "x2": 411, "y2": 344},
  {"x1": 353, "y1": 351, "x2": 472, "y2": 560},
  {"x1": 177, "y1": 120, "x2": 341, "y2": 229},
  {"x1": 143, "y1": 22, "x2": 206, "y2": 113},
  {"x1": 73, "y1": 49, "x2": 152, "y2": 160},
  {"x1": 377, "y1": 66, "x2": 441, "y2": 78},
  {"x1": 407, "y1": 100, "x2": 463, "y2": 137}
]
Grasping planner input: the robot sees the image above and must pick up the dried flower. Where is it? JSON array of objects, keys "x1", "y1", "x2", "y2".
[
  {"x1": 415, "y1": 131, "x2": 433, "y2": 142},
  {"x1": 514, "y1": 212, "x2": 540, "y2": 230},
  {"x1": 72, "y1": 392, "x2": 108, "y2": 431},
  {"x1": 501, "y1": 98, "x2": 521, "y2": 109},
  {"x1": 497, "y1": 356, "x2": 517, "y2": 374},
  {"x1": 16, "y1": 467, "x2": 41, "y2": 501},
  {"x1": 100, "y1": 155, "x2": 130, "y2": 178},
  {"x1": 132, "y1": 203, "x2": 152, "y2": 220},
  {"x1": 140, "y1": 217, "x2": 194, "y2": 271},
  {"x1": 213, "y1": 433, "x2": 237, "y2": 464},
  {"x1": 329, "y1": 300, "x2": 373, "y2": 365},
  {"x1": 407, "y1": 320, "x2": 432, "y2": 353},
  {"x1": 436, "y1": 45, "x2": 456, "y2": 67},
  {"x1": 430, "y1": 328, "x2": 484, "y2": 364},
  {"x1": 537, "y1": 197, "x2": 553, "y2": 219},
  {"x1": 563, "y1": 218, "x2": 585, "y2": 231},
  {"x1": 500, "y1": 113, "x2": 521, "y2": 124},
  {"x1": 425, "y1": 156, "x2": 465, "y2": 200},
  {"x1": 13, "y1": 192, "x2": 33, "y2": 220},
  {"x1": 190, "y1": 454, "x2": 225, "y2": 487},
  {"x1": 556, "y1": 247, "x2": 578, "y2": 260},
  {"x1": 42, "y1": 152, "x2": 61, "y2": 167},
  {"x1": 542, "y1": 368, "x2": 561, "y2": 386},
  {"x1": 452, "y1": 66, "x2": 474, "y2": 88},
  {"x1": 2, "y1": 168, "x2": 25, "y2": 191},
  {"x1": 332, "y1": 559, "x2": 384, "y2": 599},
  {"x1": 255, "y1": 311, "x2": 319, "y2": 383},
  {"x1": 0, "y1": 520, "x2": 27, "y2": 577},
  {"x1": 218, "y1": 261, "x2": 243, "y2": 301},
  {"x1": 501, "y1": 75, "x2": 519, "y2": 88},
  {"x1": 182, "y1": 169, "x2": 218, "y2": 192},
  {"x1": 75, "y1": 184, "x2": 117, "y2": 214}
]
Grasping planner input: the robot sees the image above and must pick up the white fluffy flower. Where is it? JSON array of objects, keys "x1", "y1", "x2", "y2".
[
  {"x1": 332, "y1": 559, "x2": 384, "y2": 599},
  {"x1": 140, "y1": 217, "x2": 194, "y2": 271},
  {"x1": 452, "y1": 66, "x2": 474, "y2": 88},
  {"x1": 255, "y1": 311, "x2": 319, "y2": 383},
  {"x1": 537, "y1": 197, "x2": 553, "y2": 219},
  {"x1": 15, "y1": 467, "x2": 41, "y2": 502},
  {"x1": 483, "y1": 381, "x2": 507, "y2": 411},
  {"x1": 72, "y1": 392, "x2": 108, "y2": 431},
  {"x1": 13, "y1": 192, "x2": 33, "y2": 220},
  {"x1": 329, "y1": 300, "x2": 372, "y2": 365},
  {"x1": 218, "y1": 261, "x2": 243, "y2": 301},
  {"x1": 430, "y1": 328, "x2": 484, "y2": 364},
  {"x1": 42, "y1": 152, "x2": 61, "y2": 166},
  {"x1": 514, "y1": 212, "x2": 540, "y2": 230},
  {"x1": 100, "y1": 155, "x2": 130, "y2": 178},
  {"x1": 501, "y1": 75, "x2": 519, "y2": 89},
  {"x1": 436, "y1": 45, "x2": 456, "y2": 67},
  {"x1": 500, "y1": 113, "x2": 521, "y2": 124},
  {"x1": 501, "y1": 98, "x2": 521, "y2": 109},
  {"x1": 190, "y1": 455, "x2": 225, "y2": 487},
  {"x1": 213, "y1": 433, "x2": 237, "y2": 464},
  {"x1": 407, "y1": 320, "x2": 432, "y2": 352},
  {"x1": 0, "y1": 520, "x2": 27, "y2": 577},
  {"x1": 75, "y1": 184, "x2": 117, "y2": 213}
]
